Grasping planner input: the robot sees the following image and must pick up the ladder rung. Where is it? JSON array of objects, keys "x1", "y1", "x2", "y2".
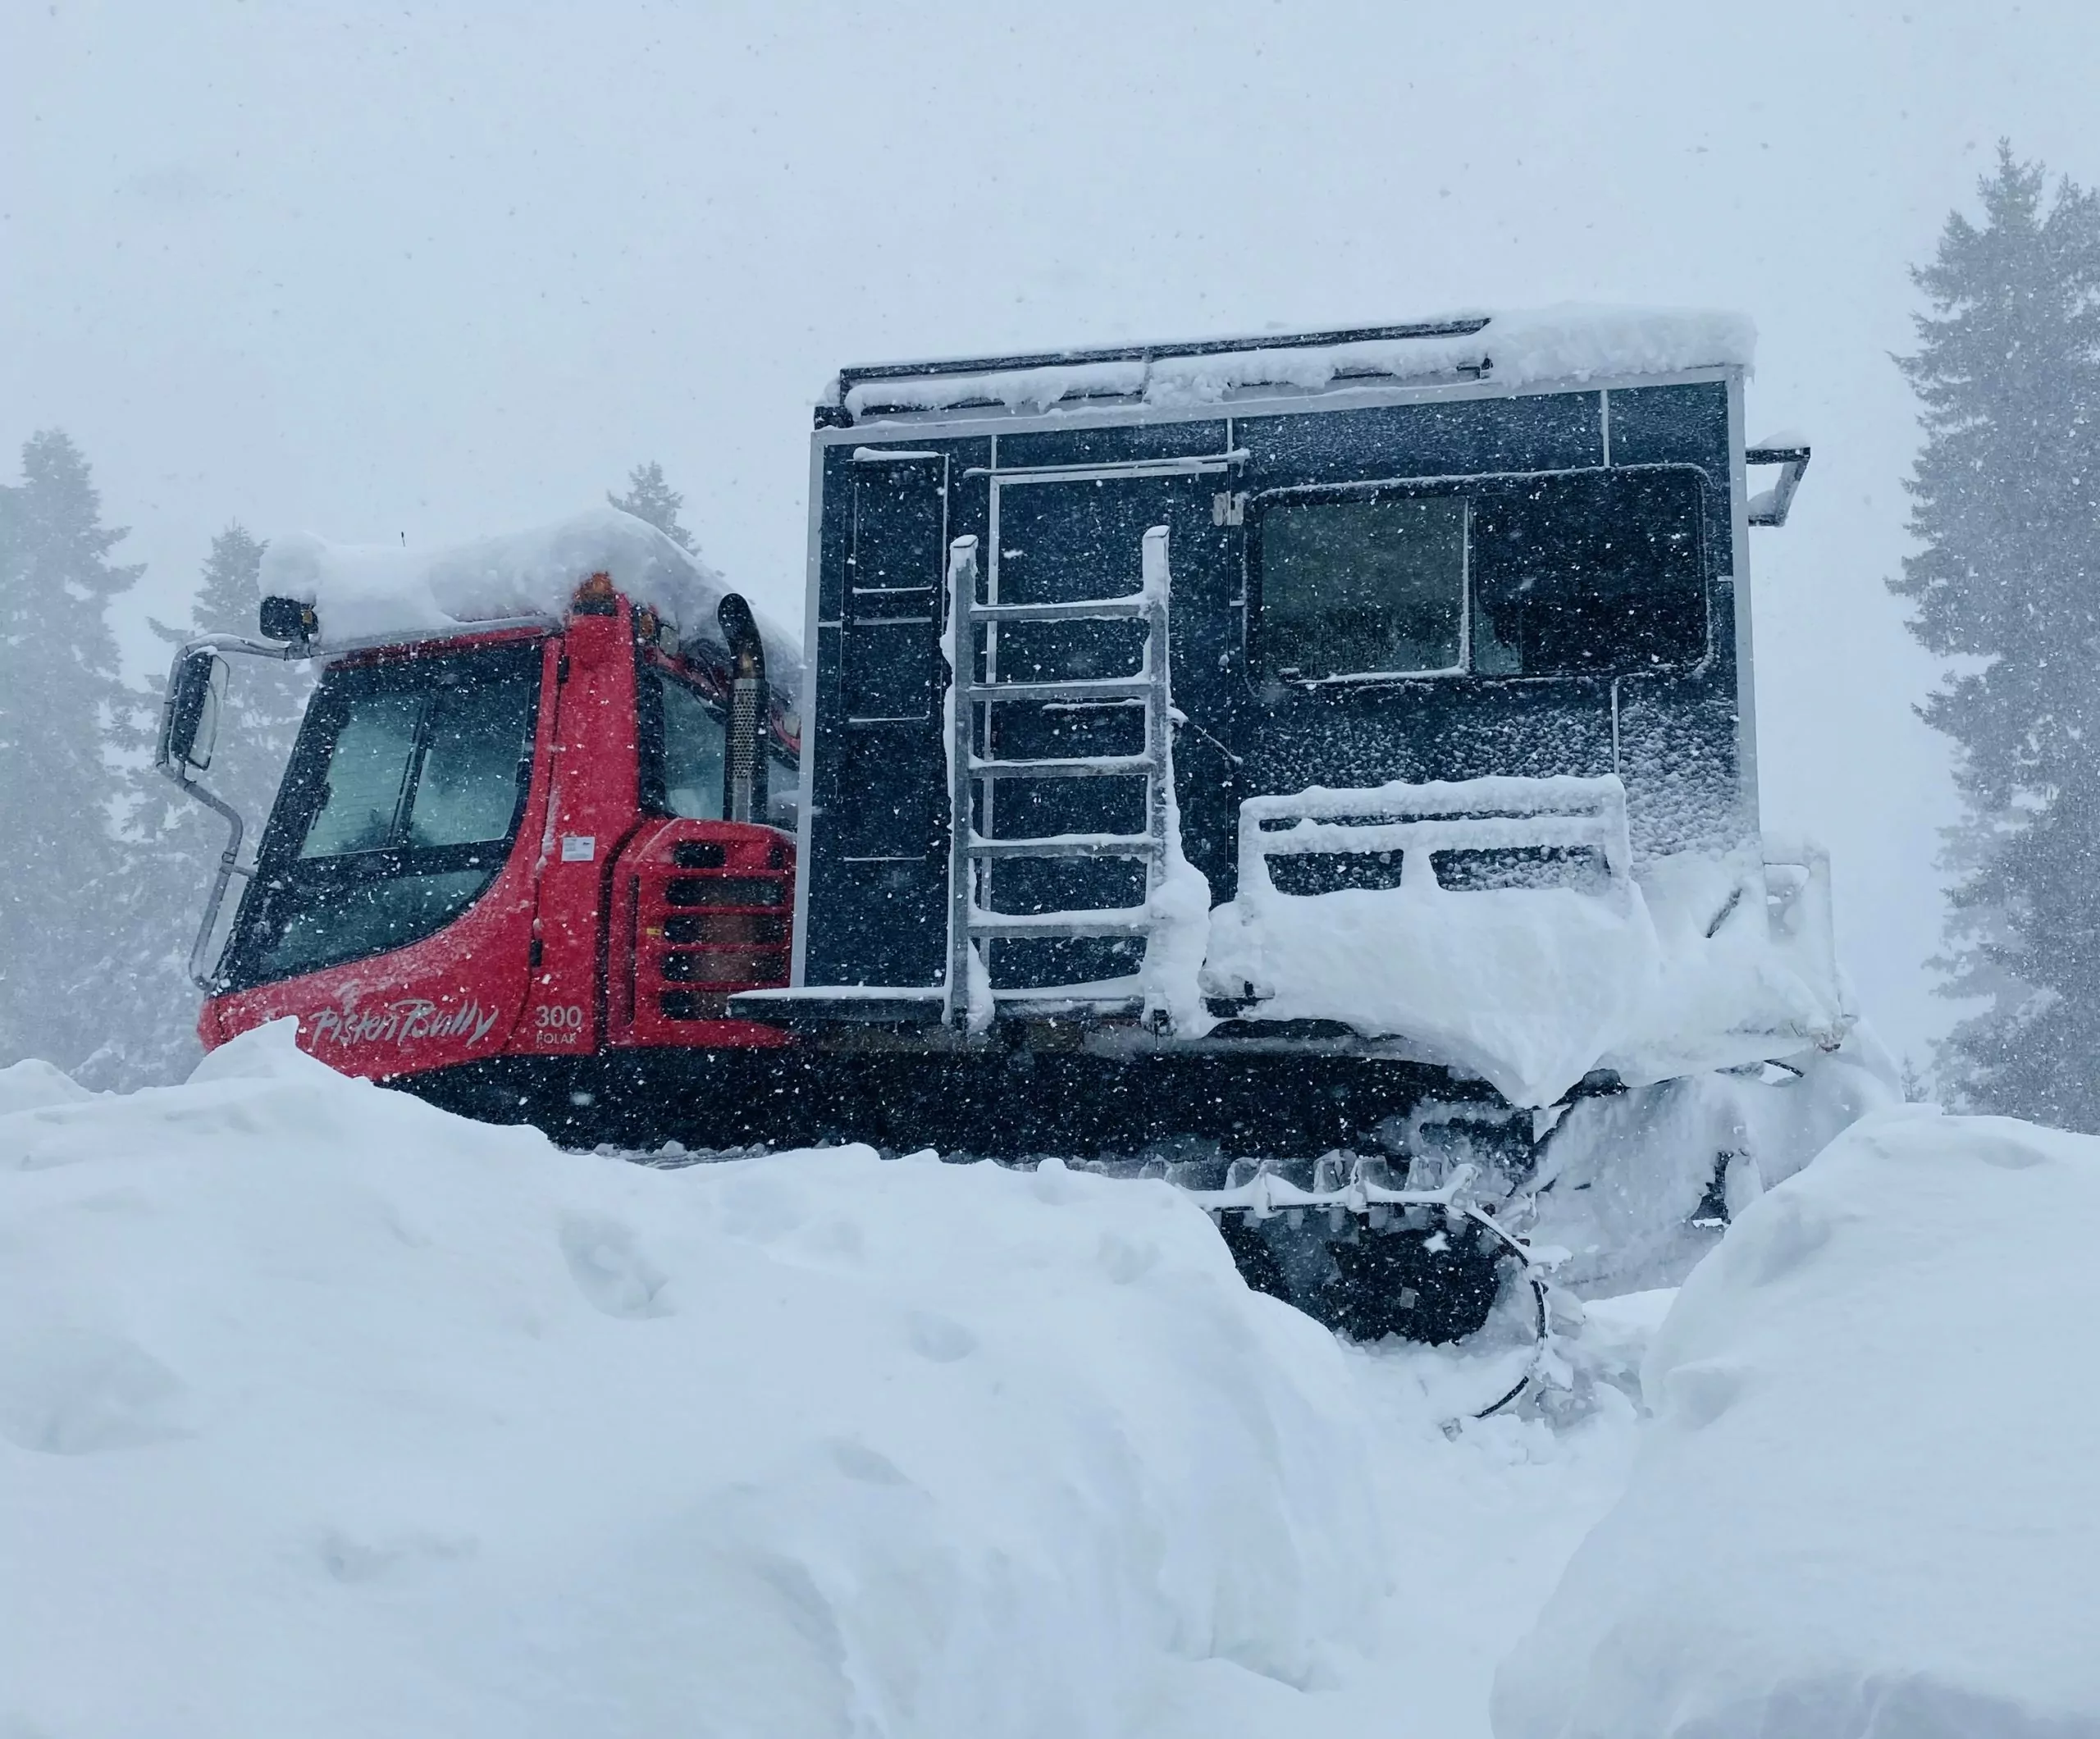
[
  {"x1": 970, "y1": 754, "x2": 1158, "y2": 779},
  {"x1": 967, "y1": 676, "x2": 1154, "y2": 703},
  {"x1": 968, "y1": 833, "x2": 1158, "y2": 859},
  {"x1": 967, "y1": 908, "x2": 1153, "y2": 938},
  {"x1": 970, "y1": 596, "x2": 1153, "y2": 623}
]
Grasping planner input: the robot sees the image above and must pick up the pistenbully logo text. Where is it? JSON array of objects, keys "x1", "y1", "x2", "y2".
[{"x1": 308, "y1": 997, "x2": 502, "y2": 1049}]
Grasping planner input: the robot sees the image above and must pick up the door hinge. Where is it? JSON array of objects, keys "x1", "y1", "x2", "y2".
[
  {"x1": 556, "y1": 654, "x2": 571, "y2": 685},
  {"x1": 1212, "y1": 491, "x2": 1248, "y2": 527}
]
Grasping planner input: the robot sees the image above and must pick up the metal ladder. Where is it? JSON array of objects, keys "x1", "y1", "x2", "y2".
[{"x1": 944, "y1": 526, "x2": 1176, "y2": 1027}]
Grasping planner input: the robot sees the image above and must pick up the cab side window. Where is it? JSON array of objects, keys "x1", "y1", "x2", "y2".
[{"x1": 640, "y1": 667, "x2": 728, "y2": 819}]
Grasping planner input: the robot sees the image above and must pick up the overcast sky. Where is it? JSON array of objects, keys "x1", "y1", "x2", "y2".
[{"x1": 7, "y1": 0, "x2": 2098, "y2": 1070}]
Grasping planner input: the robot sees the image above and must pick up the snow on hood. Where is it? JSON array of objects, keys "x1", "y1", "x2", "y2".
[
  {"x1": 842, "y1": 305, "x2": 1755, "y2": 419},
  {"x1": 259, "y1": 505, "x2": 802, "y2": 691},
  {"x1": 0, "y1": 1020, "x2": 1383, "y2": 1737},
  {"x1": 1493, "y1": 1107, "x2": 2100, "y2": 1739}
]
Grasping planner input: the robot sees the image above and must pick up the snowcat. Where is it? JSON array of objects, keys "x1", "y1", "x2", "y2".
[
  {"x1": 158, "y1": 514, "x2": 808, "y2": 1121},
  {"x1": 161, "y1": 309, "x2": 1877, "y2": 1355}
]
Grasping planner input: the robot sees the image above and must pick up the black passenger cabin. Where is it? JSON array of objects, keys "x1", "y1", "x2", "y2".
[{"x1": 737, "y1": 312, "x2": 1807, "y2": 1138}]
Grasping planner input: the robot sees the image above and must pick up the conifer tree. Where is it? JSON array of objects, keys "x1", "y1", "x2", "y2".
[
  {"x1": 0, "y1": 431, "x2": 148, "y2": 1080},
  {"x1": 609, "y1": 460, "x2": 698, "y2": 552},
  {"x1": 1892, "y1": 144, "x2": 2100, "y2": 1125}
]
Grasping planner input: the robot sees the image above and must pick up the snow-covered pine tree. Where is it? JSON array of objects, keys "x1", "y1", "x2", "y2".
[
  {"x1": 1892, "y1": 144, "x2": 2100, "y2": 1126},
  {"x1": 0, "y1": 430, "x2": 149, "y2": 1082},
  {"x1": 609, "y1": 460, "x2": 698, "y2": 552}
]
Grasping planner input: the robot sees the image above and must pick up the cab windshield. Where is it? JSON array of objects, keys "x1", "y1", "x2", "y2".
[{"x1": 221, "y1": 642, "x2": 541, "y2": 990}]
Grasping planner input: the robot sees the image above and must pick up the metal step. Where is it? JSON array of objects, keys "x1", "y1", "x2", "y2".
[
  {"x1": 991, "y1": 974, "x2": 1145, "y2": 1014},
  {"x1": 966, "y1": 907, "x2": 1153, "y2": 938},
  {"x1": 969, "y1": 753, "x2": 1154, "y2": 779},
  {"x1": 966, "y1": 674, "x2": 1153, "y2": 703},
  {"x1": 966, "y1": 833, "x2": 1157, "y2": 859},
  {"x1": 971, "y1": 596, "x2": 1152, "y2": 623}
]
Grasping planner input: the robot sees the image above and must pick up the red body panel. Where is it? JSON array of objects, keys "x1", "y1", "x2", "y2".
[
  {"x1": 518, "y1": 608, "x2": 636, "y2": 1061},
  {"x1": 200, "y1": 598, "x2": 796, "y2": 1080}
]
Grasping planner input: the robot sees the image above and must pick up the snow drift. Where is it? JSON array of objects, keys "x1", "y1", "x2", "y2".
[
  {"x1": 0, "y1": 1024, "x2": 1382, "y2": 1739},
  {"x1": 1493, "y1": 1107, "x2": 2100, "y2": 1739}
]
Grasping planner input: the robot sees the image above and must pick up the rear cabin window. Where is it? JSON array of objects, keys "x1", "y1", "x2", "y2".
[
  {"x1": 1259, "y1": 495, "x2": 1468, "y2": 680},
  {"x1": 1254, "y1": 468, "x2": 1706, "y2": 683},
  {"x1": 223, "y1": 642, "x2": 541, "y2": 989}
]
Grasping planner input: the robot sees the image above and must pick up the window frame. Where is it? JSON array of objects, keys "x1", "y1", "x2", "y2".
[
  {"x1": 637, "y1": 651, "x2": 733, "y2": 821},
  {"x1": 639, "y1": 643, "x2": 805, "y2": 828},
  {"x1": 1245, "y1": 462, "x2": 1713, "y2": 691},
  {"x1": 221, "y1": 641, "x2": 544, "y2": 990}
]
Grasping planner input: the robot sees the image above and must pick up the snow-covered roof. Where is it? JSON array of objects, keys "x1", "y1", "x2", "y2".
[
  {"x1": 258, "y1": 506, "x2": 802, "y2": 689},
  {"x1": 832, "y1": 305, "x2": 1756, "y2": 422}
]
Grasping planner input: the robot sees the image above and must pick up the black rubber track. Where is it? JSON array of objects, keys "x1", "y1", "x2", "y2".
[{"x1": 397, "y1": 1046, "x2": 1481, "y2": 1161}]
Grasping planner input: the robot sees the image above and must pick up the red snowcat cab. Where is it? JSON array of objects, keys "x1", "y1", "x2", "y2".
[{"x1": 157, "y1": 518, "x2": 805, "y2": 1138}]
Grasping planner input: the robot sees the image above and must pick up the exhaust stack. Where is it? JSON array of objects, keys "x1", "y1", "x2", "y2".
[{"x1": 718, "y1": 593, "x2": 768, "y2": 824}]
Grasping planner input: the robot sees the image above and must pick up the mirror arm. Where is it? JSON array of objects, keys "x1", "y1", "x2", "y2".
[
  {"x1": 156, "y1": 633, "x2": 285, "y2": 990},
  {"x1": 181, "y1": 631, "x2": 309, "y2": 662},
  {"x1": 170, "y1": 777, "x2": 251, "y2": 992}
]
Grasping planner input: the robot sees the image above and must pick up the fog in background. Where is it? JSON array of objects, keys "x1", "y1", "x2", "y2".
[{"x1": 7, "y1": 0, "x2": 2097, "y2": 1071}]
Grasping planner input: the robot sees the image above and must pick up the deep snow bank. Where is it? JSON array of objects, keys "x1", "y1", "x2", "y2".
[
  {"x1": 0, "y1": 1024, "x2": 1382, "y2": 1739},
  {"x1": 1493, "y1": 1108, "x2": 2100, "y2": 1739}
]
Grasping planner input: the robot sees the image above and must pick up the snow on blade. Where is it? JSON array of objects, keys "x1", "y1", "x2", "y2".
[
  {"x1": 1493, "y1": 1107, "x2": 2100, "y2": 1739},
  {"x1": 0, "y1": 1020, "x2": 1383, "y2": 1739},
  {"x1": 1203, "y1": 778, "x2": 1852, "y2": 1108},
  {"x1": 843, "y1": 305, "x2": 1755, "y2": 418},
  {"x1": 258, "y1": 504, "x2": 801, "y2": 687}
]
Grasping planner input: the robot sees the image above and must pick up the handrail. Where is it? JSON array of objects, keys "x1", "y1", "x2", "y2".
[{"x1": 1239, "y1": 774, "x2": 1632, "y2": 897}]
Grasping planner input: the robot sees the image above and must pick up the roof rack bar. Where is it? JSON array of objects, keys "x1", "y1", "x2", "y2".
[{"x1": 836, "y1": 317, "x2": 1491, "y2": 390}]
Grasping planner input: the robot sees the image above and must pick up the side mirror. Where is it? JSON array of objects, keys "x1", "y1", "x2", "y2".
[
  {"x1": 161, "y1": 649, "x2": 229, "y2": 775},
  {"x1": 258, "y1": 594, "x2": 317, "y2": 645}
]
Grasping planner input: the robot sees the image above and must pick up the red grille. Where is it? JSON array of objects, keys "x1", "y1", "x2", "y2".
[{"x1": 617, "y1": 822, "x2": 793, "y2": 1040}]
